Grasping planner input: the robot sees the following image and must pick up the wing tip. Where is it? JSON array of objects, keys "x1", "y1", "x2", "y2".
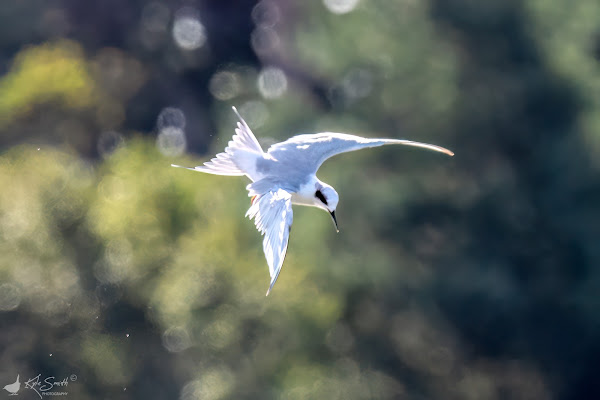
[
  {"x1": 424, "y1": 143, "x2": 454, "y2": 157},
  {"x1": 266, "y1": 280, "x2": 276, "y2": 296},
  {"x1": 265, "y1": 270, "x2": 282, "y2": 296},
  {"x1": 413, "y1": 142, "x2": 455, "y2": 157},
  {"x1": 171, "y1": 164, "x2": 198, "y2": 172},
  {"x1": 232, "y1": 106, "x2": 242, "y2": 120}
]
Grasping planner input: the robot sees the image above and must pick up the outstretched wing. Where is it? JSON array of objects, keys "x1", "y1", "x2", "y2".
[
  {"x1": 266, "y1": 132, "x2": 453, "y2": 175},
  {"x1": 245, "y1": 188, "x2": 294, "y2": 295}
]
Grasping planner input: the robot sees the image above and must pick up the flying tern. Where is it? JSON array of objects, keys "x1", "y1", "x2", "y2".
[{"x1": 173, "y1": 107, "x2": 453, "y2": 295}]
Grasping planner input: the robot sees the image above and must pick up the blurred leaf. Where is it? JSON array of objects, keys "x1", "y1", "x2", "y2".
[{"x1": 0, "y1": 40, "x2": 96, "y2": 126}]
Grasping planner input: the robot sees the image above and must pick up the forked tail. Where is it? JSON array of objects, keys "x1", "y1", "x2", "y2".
[{"x1": 171, "y1": 107, "x2": 264, "y2": 176}]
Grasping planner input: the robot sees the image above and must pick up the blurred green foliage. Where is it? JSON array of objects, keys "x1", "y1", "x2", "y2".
[
  {"x1": 1, "y1": 0, "x2": 599, "y2": 399},
  {"x1": 0, "y1": 40, "x2": 96, "y2": 126}
]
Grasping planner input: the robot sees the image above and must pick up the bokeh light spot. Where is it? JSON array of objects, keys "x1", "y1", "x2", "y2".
[
  {"x1": 323, "y1": 0, "x2": 361, "y2": 14},
  {"x1": 251, "y1": 27, "x2": 280, "y2": 55},
  {"x1": 163, "y1": 326, "x2": 192, "y2": 352},
  {"x1": 157, "y1": 107, "x2": 186, "y2": 130},
  {"x1": 239, "y1": 100, "x2": 269, "y2": 129},
  {"x1": 252, "y1": 1, "x2": 280, "y2": 27},
  {"x1": 180, "y1": 380, "x2": 202, "y2": 400},
  {"x1": 209, "y1": 70, "x2": 241, "y2": 101},
  {"x1": 180, "y1": 369, "x2": 234, "y2": 400},
  {"x1": 156, "y1": 107, "x2": 187, "y2": 156},
  {"x1": 257, "y1": 66, "x2": 288, "y2": 99},
  {"x1": 202, "y1": 318, "x2": 237, "y2": 350},
  {"x1": 172, "y1": 14, "x2": 206, "y2": 51},
  {"x1": 157, "y1": 127, "x2": 187, "y2": 157}
]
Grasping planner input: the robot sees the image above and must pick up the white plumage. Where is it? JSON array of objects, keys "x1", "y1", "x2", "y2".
[{"x1": 173, "y1": 107, "x2": 453, "y2": 295}]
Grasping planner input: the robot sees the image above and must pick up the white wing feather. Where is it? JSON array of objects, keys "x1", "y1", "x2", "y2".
[
  {"x1": 245, "y1": 188, "x2": 294, "y2": 295},
  {"x1": 267, "y1": 132, "x2": 453, "y2": 176},
  {"x1": 171, "y1": 107, "x2": 263, "y2": 176},
  {"x1": 231, "y1": 106, "x2": 264, "y2": 154}
]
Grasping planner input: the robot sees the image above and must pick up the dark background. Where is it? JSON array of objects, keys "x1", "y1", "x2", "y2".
[{"x1": 1, "y1": 0, "x2": 599, "y2": 399}]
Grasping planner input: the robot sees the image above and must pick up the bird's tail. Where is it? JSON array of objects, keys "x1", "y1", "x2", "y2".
[{"x1": 172, "y1": 107, "x2": 264, "y2": 176}]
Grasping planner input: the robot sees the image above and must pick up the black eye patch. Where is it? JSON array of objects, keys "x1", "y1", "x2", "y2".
[{"x1": 315, "y1": 190, "x2": 328, "y2": 205}]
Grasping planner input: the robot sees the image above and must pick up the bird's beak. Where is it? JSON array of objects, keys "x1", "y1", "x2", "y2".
[{"x1": 330, "y1": 210, "x2": 339, "y2": 233}]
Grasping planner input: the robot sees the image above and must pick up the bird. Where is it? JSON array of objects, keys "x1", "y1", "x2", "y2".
[
  {"x1": 3, "y1": 374, "x2": 20, "y2": 395},
  {"x1": 172, "y1": 107, "x2": 453, "y2": 295}
]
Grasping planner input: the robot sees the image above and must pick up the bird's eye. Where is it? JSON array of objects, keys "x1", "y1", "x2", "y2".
[{"x1": 315, "y1": 190, "x2": 328, "y2": 205}]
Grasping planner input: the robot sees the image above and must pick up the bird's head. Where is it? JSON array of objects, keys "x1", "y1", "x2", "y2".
[{"x1": 314, "y1": 183, "x2": 339, "y2": 232}]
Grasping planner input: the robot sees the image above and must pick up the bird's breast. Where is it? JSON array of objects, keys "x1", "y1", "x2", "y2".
[{"x1": 290, "y1": 179, "x2": 318, "y2": 207}]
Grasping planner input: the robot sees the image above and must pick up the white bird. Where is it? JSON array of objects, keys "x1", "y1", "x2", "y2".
[
  {"x1": 3, "y1": 374, "x2": 20, "y2": 395},
  {"x1": 173, "y1": 107, "x2": 453, "y2": 295}
]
